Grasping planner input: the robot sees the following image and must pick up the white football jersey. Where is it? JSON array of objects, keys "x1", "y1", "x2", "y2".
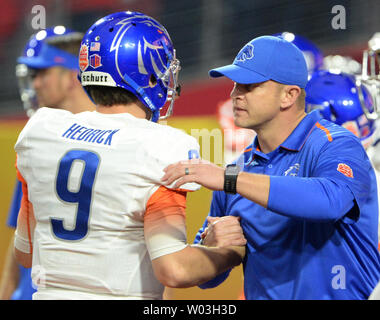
[{"x1": 15, "y1": 107, "x2": 200, "y2": 300}]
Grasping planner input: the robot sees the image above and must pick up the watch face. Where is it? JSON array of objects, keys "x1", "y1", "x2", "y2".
[{"x1": 226, "y1": 164, "x2": 240, "y2": 175}]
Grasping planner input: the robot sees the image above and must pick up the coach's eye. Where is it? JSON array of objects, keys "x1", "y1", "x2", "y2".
[{"x1": 243, "y1": 84, "x2": 252, "y2": 91}]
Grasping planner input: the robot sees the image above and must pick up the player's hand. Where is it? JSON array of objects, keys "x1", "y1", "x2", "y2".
[
  {"x1": 161, "y1": 159, "x2": 224, "y2": 191},
  {"x1": 201, "y1": 216, "x2": 246, "y2": 247}
]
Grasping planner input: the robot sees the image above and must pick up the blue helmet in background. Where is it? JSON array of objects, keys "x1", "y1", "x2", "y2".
[
  {"x1": 305, "y1": 70, "x2": 376, "y2": 148},
  {"x1": 16, "y1": 26, "x2": 83, "y2": 116},
  {"x1": 79, "y1": 11, "x2": 181, "y2": 122},
  {"x1": 18, "y1": 26, "x2": 82, "y2": 70},
  {"x1": 273, "y1": 32, "x2": 323, "y2": 75}
]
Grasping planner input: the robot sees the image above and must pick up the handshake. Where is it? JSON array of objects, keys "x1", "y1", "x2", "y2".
[{"x1": 199, "y1": 215, "x2": 247, "y2": 260}]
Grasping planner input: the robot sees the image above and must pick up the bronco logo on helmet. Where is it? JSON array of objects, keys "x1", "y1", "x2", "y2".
[{"x1": 79, "y1": 11, "x2": 181, "y2": 122}]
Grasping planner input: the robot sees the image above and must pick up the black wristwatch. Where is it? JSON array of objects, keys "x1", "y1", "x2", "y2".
[{"x1": 224, "y1": 164, "x2": 240, "y2": 194}]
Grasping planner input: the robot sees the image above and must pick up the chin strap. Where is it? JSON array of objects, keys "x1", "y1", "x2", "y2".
[{"x1": 122, "y1": 72, "x2": 159, "y2": 122}]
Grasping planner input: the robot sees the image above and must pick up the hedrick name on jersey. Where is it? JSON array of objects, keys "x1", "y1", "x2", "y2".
[{"x1": 62, "y1": 122, "x2": 120, "y2": 146}]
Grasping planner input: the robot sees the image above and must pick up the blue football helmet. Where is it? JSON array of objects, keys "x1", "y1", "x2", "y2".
[
  {"x1": 305, "y1": 70, "x2": 376, "y2": 148},
  {"x1": 273, "y1": 32, "x2": 323, "y2": 75},
  {"x1": 79, "y1": 11, "x2": 181, "y2": 122},
  {"x1": 16, "y1": 26, "x2": 83, "y2": 116}
]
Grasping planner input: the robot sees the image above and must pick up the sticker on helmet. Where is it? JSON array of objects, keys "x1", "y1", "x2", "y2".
[
  {"x1": 81, "y1": 71, "x2": 116, "y2": 86},
  {"x1": 79, "y1": 44, "x2": 89, "y2": 71},
  {"x1": 89, "y1": 54, "x2": 102, "y2": 68},
  {"x1": 90, "y1": 42, "x2": 101, "y2": 51}
]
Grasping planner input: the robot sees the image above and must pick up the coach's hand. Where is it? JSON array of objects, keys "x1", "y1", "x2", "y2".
[
  {"x1": 201, "y1": 216, "x2": 246, "y2": 247},
  {"x1": 162, "y1": 159, "x2": 224, "y2": 191}
]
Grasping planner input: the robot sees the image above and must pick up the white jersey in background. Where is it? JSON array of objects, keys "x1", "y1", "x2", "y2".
[{"x1": 14, "y1": 107, "x2": 200, "y2": 300}]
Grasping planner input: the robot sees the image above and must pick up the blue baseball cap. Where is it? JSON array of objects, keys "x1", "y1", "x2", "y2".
[
  {"x1": 17, "y1": 27, "x2": 82, "y2": 71},
  {"x1": 209, "y1": 35, "x2": 308, "y2": 88}
]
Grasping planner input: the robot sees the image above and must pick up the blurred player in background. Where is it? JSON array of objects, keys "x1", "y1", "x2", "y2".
[
  {"x1": 275, "y1": 31, "x2": 362, "y2": 76},
  {"x1": 305, "y1": 68, "x2": 380, "y2": 228},
  {"x1": 362, "y1": 33, "x2": 380, "y2": 173},
  {"x1": 363, "y1": 32, "x2": 380, "y2": 300},
  {"x1": 305, "y1": 70, "x2": 377, "y2": 150},
  {"x1": 0, "y1": 26, "x2": 95, "y2": 300},
  {"x1": 274, "y1": 32, "x2": 324, "y2": 76},
  {"x1": 307, "y1": 35, "x2": 380, "y2": 300},
  {"x1": 13, "y1": 11, "x2": 245, "y2": 300}
]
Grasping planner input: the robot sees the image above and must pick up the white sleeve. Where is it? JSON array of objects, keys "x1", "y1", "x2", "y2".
[
  {"x1": 15, "y1": 107, "x2": 51, "y2": 154},
  {"x1": 164, "y1": 133, "x2": 201, "y2": 192},
  {"x1": 369, "y1": 281, "x2": 380, "y2": 300},
  {"x1": 140, "y1": 128, "x2": 201, "y2": 192}
]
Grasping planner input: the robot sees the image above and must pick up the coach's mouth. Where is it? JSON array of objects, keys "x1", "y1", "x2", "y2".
[{"x1": 233, "y1": 106, "x2": 247, "y2": 114}]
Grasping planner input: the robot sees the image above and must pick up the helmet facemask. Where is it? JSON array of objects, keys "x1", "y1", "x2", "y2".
[
  {"x1": 157, "y1": 47, "x2": 181, "y2": 121},
  {"x1": 15, "y1": 64, "x2": 38, "y2": 117},
  {"x1": 357, "y1": 33, "x2": 380, "y2": 121}
]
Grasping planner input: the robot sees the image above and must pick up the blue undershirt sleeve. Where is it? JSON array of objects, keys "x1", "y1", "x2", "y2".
[
  {"x1": 268, "y1": 136, "x2": 373, "y2": 223},
  {"x1": 268, "y1": 176, "x2": 356, "y2": 222},
  {"x1": 6, "y1": 180, "x2": 23, "y2": 228}
]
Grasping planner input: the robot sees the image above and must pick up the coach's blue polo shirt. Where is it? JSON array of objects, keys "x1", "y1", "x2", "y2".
[{"x1": 195, "y1": 110, "x2": 380, "y2": 299}]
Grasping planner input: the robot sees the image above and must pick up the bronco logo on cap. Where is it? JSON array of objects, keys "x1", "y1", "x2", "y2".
[{"x1": 236, "y1": 44, "x2": 254, "y2": 62}]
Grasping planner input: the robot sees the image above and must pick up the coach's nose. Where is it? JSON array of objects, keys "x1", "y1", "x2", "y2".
[{"x1": 230, "y1": 82, "x2": 245, "y2": 99}]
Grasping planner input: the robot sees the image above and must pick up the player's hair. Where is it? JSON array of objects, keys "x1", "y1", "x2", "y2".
[
  {"x1": 46, "y1": 33, "x2": 83, "y2": 56},
  {"x1": 86, "y1": 86, "x2": 139, "y2": 106}
]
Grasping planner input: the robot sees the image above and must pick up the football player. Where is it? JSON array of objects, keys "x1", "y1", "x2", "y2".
[
  {"x1": 0, "y1": 26, "x2": 95, "y2": 300},
  {"x1": 305, "y1": 70, "x2": 377, "y2": 150},
  {"x1": 13, "y1": 11, "x2": 245, "y2": 300}
]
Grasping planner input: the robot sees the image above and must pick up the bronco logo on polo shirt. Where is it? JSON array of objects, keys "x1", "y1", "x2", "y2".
[{"x1": 337, "y1": 163, "x2": 354, "y2": 178}]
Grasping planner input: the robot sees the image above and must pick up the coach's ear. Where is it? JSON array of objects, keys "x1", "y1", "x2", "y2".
[{"x1": 279, "y1": 85, "x2": 301, "y2": 110}]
